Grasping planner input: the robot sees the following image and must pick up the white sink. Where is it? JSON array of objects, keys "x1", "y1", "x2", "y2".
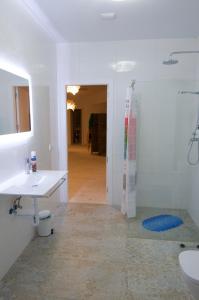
[{"x1": 0, "y1": 170, "x2": 66, "y2": 197}]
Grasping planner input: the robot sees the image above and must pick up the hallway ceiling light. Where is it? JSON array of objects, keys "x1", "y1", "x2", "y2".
[
  {"x1": 67, "y1": 85, "x2": 80, "y2": 95},
  {"x1": 111, "y1": 60, "x2": 136, "y2": 72},
  {"x1": 67, "y1": 100, "x2": 76, "y2": 111}
]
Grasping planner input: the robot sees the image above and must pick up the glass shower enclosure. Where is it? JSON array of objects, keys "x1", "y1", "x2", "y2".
[{"x1": 128, "y1": 79, "x2": 199, "y2": 243}]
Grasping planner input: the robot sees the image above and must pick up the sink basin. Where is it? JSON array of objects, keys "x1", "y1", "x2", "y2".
[{"x1": 0, "y1": 170, "x2": 66, "y2": 197}]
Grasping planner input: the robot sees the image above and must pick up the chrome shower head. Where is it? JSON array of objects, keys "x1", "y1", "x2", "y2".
[
  {"x1": 163, "y1": 50, "x2": 199, "y2": 66},
  {"x1": 163, "y1": 58, "x2": 179, "y2": 65}
]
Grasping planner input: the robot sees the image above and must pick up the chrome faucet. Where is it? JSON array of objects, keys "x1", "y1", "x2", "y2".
[{"x1": 25, "y1": 157, "x2": 31, "y2": 174}]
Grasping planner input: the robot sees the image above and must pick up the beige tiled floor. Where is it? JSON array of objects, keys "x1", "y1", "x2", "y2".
[
  {"x1": 68, "y1": 145, "x2": 106, "y2": 204},
  {"x1": 0, "y1": 203, "x2": 195, "y2": 299}
]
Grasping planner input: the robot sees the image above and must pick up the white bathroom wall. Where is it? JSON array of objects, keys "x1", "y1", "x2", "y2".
[
  {"x1": 57, "y1": 38, "x2": 198, "y2": 208},
  {"x1": 0, "y1": 0, "x2": 58, "y2": 280}
]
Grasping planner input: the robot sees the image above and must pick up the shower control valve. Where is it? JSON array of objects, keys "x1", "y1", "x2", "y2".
[{"x1": 190, "y1": 136, "x2": 199, "y2": 142}]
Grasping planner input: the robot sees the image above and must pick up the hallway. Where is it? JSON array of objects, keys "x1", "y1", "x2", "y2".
[{"x1": 68, "y1": 145, "x2": 106, "y2": 204}]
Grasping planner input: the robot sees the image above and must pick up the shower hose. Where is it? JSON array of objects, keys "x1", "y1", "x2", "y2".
[{"x1": 187, "y1": 125, "x2": 199, "y2": 165}]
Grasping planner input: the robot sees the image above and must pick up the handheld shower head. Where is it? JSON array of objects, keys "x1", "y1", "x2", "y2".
[{"x1": 163, "y1": 58, "x2": 178, "y2": 65}]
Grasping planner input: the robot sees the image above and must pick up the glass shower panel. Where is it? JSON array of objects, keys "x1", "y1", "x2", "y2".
[{"x1": 127, "y1": 80, "x2": 199, "y2": 242}]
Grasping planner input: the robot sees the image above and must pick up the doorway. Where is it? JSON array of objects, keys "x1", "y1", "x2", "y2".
[{"x1": 66, "y1": 85, "x2": 107, "y2": 204}]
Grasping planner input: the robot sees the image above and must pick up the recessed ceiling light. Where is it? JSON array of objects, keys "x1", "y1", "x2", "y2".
[
  {"x1": 111, "y1": 61, "x2": 136, "y2": 72},
  {"x1": 100, "y1": 12, "x2": 116, "y2": 20}
]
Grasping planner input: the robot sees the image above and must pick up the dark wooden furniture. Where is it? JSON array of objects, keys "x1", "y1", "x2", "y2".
[{"x1": 90, "y1": 113, "x2": 106, "y2": 156}]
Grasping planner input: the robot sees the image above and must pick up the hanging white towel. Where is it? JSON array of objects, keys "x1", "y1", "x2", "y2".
[{"x1": 121, "y1": 86, "x2": 137, "y2": 218}]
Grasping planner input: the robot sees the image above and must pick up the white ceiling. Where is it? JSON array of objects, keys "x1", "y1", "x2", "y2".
[{"x1": 33, "y1": 0, "x2": 199, "y2": 42}]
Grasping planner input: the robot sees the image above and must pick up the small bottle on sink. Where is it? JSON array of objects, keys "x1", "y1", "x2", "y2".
[{"x1": 31, "y1": 151, "x2": 37, "y2": 172}]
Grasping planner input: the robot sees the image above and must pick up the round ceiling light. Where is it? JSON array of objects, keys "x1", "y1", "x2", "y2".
[
  {"x1": 100, "y1": 12, "x2": 116, "y2": 20},
  {"x1": 111, "y1": 60, "x2": 136, "y2": 72}
]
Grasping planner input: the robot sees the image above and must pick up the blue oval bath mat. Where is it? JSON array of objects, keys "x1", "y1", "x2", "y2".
[{"x1": 142, "y1": 214, "x2": 183, "y2": 232}]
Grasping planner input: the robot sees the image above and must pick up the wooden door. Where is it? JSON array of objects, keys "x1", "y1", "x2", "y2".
[
  {"x1": 90, "y1": 113, "x2": 107, "y2": 156},
  {"x1": 90, "y1": 114, "x2": 99, "y2": 153},
  {"x1": 98, "y1": 113, "x2": 107, "y2": 156}
]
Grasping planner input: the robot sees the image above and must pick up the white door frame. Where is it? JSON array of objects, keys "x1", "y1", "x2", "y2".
[{"x1": 57, "y1": 79, "x2": 113, "y2": 205}]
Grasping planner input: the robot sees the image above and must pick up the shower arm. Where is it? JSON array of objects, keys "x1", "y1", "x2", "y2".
[
  {"x1": 169, "y1": 51, "x2": 199, "y2": 57},
  {"x1": 179, "y1": 91, "x2": 199, "y2": 95}
]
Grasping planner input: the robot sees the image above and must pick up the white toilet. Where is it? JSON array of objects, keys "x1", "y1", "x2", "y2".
[{"x1": 179, "y1": 250, "x2": 199, "y2": 300}]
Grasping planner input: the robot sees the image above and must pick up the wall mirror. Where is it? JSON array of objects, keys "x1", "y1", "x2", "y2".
[{"x1": 0, "y1": 68, "x2": 31, "y2": 135}]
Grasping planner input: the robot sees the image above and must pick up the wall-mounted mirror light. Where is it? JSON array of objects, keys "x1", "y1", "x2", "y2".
[{"x1": 0, "y1": 68, "x2": 32, "y2": 136}]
